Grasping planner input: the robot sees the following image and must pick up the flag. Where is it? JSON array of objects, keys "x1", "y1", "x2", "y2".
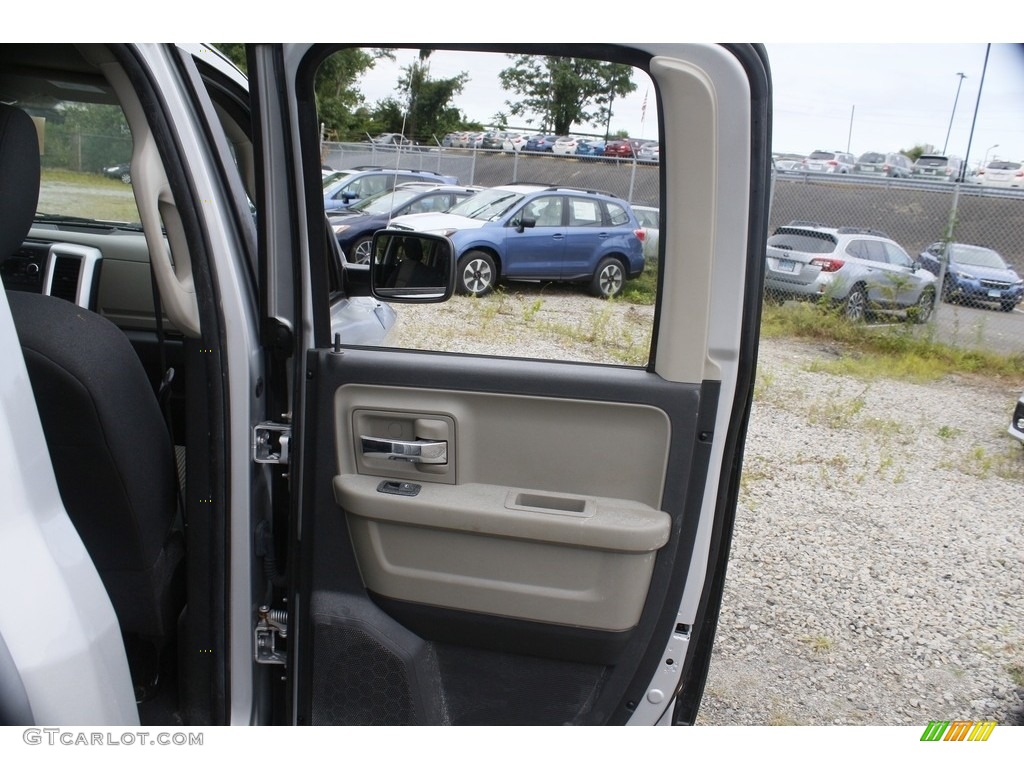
[{"x1": 641, "y1": 89, "x2": 648, "y2": 123}]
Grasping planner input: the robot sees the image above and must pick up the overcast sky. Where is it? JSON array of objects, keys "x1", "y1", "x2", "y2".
[{"x1": 355, "y1": 43, "x2": 1024, "y2": 166}]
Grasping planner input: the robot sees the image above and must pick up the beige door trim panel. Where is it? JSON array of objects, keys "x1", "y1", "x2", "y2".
[
  {"x1": 335, "y1": 384, "x2": 671, "y2": 509},
  {"x1": 333, "y1": 383, "x2": 674, "y2": 631},
  {"x1": 334, "y1": 474, "x2": 670, "y2": 631}
]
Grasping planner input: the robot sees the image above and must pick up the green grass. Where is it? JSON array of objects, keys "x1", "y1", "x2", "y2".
[
  {"x1": 761, "y1": 302, "x2": 1024, "y2": 383},
  {"x1": 617, "y1": 257, "x2": 658, "y2": 305},
  {"x1": 38, "y1": 168, "x2": 140, "y2": 223}
]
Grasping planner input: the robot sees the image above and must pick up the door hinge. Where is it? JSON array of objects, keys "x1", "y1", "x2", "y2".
[
  {"x1": 254, "y1": 605, "x2": 288, "y2": 665},
  {"x1": 253, "y1": 421, "x2": 291, "y2": 464}
]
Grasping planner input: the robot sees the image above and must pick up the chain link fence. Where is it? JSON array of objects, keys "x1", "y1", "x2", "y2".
[
  {"x1": 39, "y1": 125, "x2": 132, "y2": 175},
  {"x1": 321, "y1": 142, "x2": 660, "y2": 205}
]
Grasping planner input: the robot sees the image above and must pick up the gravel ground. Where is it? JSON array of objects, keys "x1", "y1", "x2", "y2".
[
  {"x1": 696, "y1": 337, "x2": 1024, "y2": 726},
  {"x1": 389, "y1": 291, "x2": 1024, "y2": 726}
]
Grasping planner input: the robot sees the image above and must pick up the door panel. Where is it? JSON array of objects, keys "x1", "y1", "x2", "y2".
[{"x1": 295, "y1": 346, "x2": 711, "y2": 724}]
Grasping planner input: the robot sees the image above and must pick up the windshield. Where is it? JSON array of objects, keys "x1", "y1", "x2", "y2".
[
  {"x1": 768, "y1": 229, "x2": 837, "y2": 254},
  {"x1": 808, "y1": 151, "x2": 835, "y2": 160},
  {"x1": 858, "y1": 153, "x2": 885, "y2": 163},
  {"x1": 951, "y1": 245, "x2": 1008, "y2": 270},
  {"x1": 446, "y1": 188, "x2": 527, "y2": 222},
  {"x1": 987, "y1": 161, "x2": 1021, "y2": 171},
  {"x1": 350, "y1": 186, "x2": 424, "y2": 215},
  {"x1": 915, "y1": 156, "x2": 948, "y2": 167},
  {"x1": 323, "y1": 172, "x2": 357, "y2": 195}
]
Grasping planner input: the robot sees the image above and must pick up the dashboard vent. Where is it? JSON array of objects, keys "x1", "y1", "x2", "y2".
[{"x1": 49, "y1": 255, "x2": 82, "y2": 303}]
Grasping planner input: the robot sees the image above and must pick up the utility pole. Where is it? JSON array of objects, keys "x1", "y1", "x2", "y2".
[
  {"x1": 943, "y1": 72, "x2": 966, "y2": 155},
  {"x1": 847, "y1": 105, "x2": 855, "y2": 153},
  {"x1": 959, "y1": 45, "x2": 991, "y2": 183}
]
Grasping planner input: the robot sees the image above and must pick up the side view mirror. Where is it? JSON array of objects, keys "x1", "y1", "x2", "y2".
[
  {"x1": 369, "y1": 231, "x2": 456, "y2": 303},
  {"x1": 516, "y1": 216, "x2": 537, "y2": 234}
]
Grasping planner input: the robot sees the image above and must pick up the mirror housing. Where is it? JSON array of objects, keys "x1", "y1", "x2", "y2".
[
  {"x1": 369, "y1": 230, "x2": 456, "y2": 303},
  {"x1": 515, "y1": 216, "x2": 537, "y2": 234}
]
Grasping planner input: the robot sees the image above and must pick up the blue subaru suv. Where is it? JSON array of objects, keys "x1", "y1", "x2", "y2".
[{"x1": 387, "y1": 184, "x2": 646, "y2": 297}]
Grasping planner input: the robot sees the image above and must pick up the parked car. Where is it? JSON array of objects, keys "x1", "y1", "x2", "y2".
[
  {"x1": 501, "y1": 133, "x2": 529, "y2": 152},
  {"x1": 772, "y1": 157, "x2": 803, "y2": 172},
  {"x1": 1010, "y1": 392, "x2": 1024, "y2": 444},
  {"x1": 603, "y1": 137, "x2": 646, "y2": 158},
  {"x1": 575, "y1": 137, "x2": 607, "y2": 157},
  {"x1": 632, "y1": 204, "x2": 660, "y2": 259},
  {"x1": 102, "y1": 162, "x2": 132, "y2": 183},
  {"x1": 637, "y1": 142, "x2": 660, "y2": 163},
  {"x1": 323, "y1": 167, "x2": 458, "y2": 212},
  {"x1": 387, "y1": 183, "x2": 646, "y2": 297},
  {"x1": 764, "y1": 223, "x2": 937, "y2": 322},
  {"x1": 524, "y1": 134, "x2": 558, "y2": 152},
  {"x1": 917, "y1": 242, "x2": 1023, "y2": 312},
  {"x1": 552, "y1": 136, "x2": 585, "y2": 155},
  {"x1": 801, "y1": 150, "x2": 856, "y2": 174},
  {"x1": 481, "y1": 131, "x2": 510, "y2": 150},
  {"x1": 911, "y1": 153, "x2": 963, "y2": 181},
  {"x1": 370, "y1": 132, "x2": 413, "y2": 147},
  {"x1": 854, "y1": 152, "x2": 913, "y2": 178},
  {"x1": 330, "y1": 182, "x2": 483, "y2": 263},
  {"x1": 976, "y1": 160, "x2": 1024, "y2": 189}
]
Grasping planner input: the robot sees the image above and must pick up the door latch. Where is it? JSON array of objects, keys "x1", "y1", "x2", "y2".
[
  {"x1": 254, "y1": 422, "x2": 291, "y2": 464},
  {"x1": 254, "y1": 605, "x2": 288, "y2": 665}
]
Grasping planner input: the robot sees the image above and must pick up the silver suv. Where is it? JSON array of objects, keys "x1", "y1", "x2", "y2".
[
  {"x1": 801, "y1": 150, "x2": 855, "y2": 174},
  {"x1": 764, "y1": 223, "x2": 937, "y2": 322},
  {"x1": 912, "y1": 153, "x2": 963, "y2": 181},
  {"x1": 855, "y1": 152, "x2": 913, "y2": 178}
]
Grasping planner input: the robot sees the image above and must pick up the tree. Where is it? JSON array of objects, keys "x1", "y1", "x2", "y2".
[
  {"x1": 498, "y1": 55, "x2": 636, "y2": 136},
  {"x1": 214, "y1": 44, "x2": 246, "y2": 73},
  {"x1": 900, "y1": 144, "x2": 934, "y2": 162},
  {"x1": 214, "y1": 45, "x2": 396, "y2": 140},
  {"x1": 395, "y1": 49, "x2": 470, "y2": 143}
]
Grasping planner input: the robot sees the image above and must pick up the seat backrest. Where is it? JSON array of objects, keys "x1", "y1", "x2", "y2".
[
  {"x1": 1, "y1": 104, "x2": 182, "y2": 642},
  {"x1": 0, "y1": 105, "x2": 40, "y2": 260}
]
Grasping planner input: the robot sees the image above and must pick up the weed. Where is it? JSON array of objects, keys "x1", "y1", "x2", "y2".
[
  {"x1": 878, "y1": 452, "x2": 894, "y2": 472},
  {"x1": 617, "y1": 258, "x2": 658, "y2": 305},
  {"x1": 753, "y1": 370, "x2": 776, "y2": 401},
  {"x1": 523, "y1": 298, "x2": 543, "y2": 322},
  {"x1": 768, "y1": 711, "x2": 802, "y2": 726},
  {"x1": 963, "y1": 445, "x2": 994, "y2": 478},
  {"x1": 801, "y1": 635, "x2": 835, "y2": 653},
  {"x1": 938, "y1": 425, "x2": 962, "y2": 439},
  {"x1": 1007, "y1": 662, "x2": 1024, "y2": 688},
  {"x1": 806, "y1": 387, "x2": 868, "y2": 429}
]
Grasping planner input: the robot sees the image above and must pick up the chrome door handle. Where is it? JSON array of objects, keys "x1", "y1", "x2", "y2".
[{"x1": 360, "y1": 436, "x2": 448, "y2": 464}]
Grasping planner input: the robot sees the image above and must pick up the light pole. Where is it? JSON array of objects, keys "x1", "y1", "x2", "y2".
[
  {"x1": 982, "y1": 143, "x2": 999, "y2": 168},
  {"x1": 942, "y1": 72, "x2": 967, "y2": 155},
  {"x1": 959, "y1": 45, "x2": 991, "y2": 182}
]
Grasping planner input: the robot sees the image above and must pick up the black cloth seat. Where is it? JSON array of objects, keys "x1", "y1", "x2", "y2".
[{"x1": 1, "y1": 104, "x2": 182, "y2": 652}]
